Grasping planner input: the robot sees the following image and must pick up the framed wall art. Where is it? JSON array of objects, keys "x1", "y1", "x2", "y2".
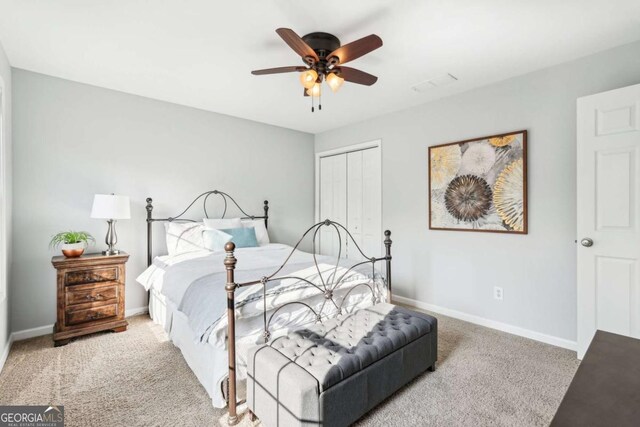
[{"x1": 429, "y1": 130, "x2": 527, "y2": 234}]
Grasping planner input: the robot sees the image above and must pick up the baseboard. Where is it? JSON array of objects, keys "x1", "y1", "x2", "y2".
[
  {"x1": 392, "y1": 295, "x2": 577, "y2": 352},
  {"x1": 125, "y1": 306, "x2": 149, "y2": 317},
  {"x1": 0, "y1": 335, "x2": 13, "y2": 375},
  {"x1": 12, "y1": 324, "x2": 54, "y2": 341}
]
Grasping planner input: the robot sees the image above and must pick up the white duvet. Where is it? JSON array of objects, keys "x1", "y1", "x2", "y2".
[{"x1": 137, "y1": 244, "x2": 386, "y2": 348}]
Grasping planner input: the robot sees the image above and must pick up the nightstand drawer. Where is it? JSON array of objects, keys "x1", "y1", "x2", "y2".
[
  {"x1": 66, "y1": 304, "x2": 118, "y2": 325},
  {"x1": 66, "y1": 284, "x2": 118, "y2": 306},
  {"x1": 65, "y1": 266, "x2": 119, "y2": 286}
]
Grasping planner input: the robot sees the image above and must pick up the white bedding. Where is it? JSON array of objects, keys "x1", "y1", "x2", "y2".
[
  {"x1": 137, "y1": 243, "x2": 386, "y2": 407},
  {"x1": 138, "y1": 244, "x2": 292, "y2": 296}
]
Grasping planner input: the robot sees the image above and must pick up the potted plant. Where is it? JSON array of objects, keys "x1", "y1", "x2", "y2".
[{"x1": 49, "y1": 231, "x2": 95, "y2": 258}]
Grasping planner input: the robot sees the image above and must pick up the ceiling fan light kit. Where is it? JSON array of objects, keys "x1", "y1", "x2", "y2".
[
  {"x1": 326, "y1": 72, "x2": 345, "y2": 93},
  {"x1": 252, "y1": 28, "x2": 382, "y2": 112},
  {"x1": 299, "y1": 69, "x2": 318, "y2": 89},
  {"x1": 307, "y1": 83, "x2": 321, "y2": 96}
]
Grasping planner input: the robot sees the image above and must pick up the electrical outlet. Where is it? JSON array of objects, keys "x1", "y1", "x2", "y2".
[{"x1": 493, "y1": 286, "x2": 504, "y2": 301}]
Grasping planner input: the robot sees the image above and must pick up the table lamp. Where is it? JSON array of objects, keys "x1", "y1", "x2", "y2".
[{"x1": 91, "y1": 194, "x2": 130, "y2": 255}]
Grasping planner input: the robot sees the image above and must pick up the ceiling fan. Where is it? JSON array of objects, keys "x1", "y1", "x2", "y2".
[{"x1": 252, "y1": 28, "x2": 383, "y2": 111}]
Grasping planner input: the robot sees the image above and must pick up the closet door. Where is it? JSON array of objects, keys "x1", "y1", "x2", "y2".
[
  {"x1": 361, "y1": 148, "x2": 382, "y2": 257},
  {"x1": 347, "y1": 151, "x2": 364, "y2": 259},
  {"x1": 319, "y1": 154, "x2": 347, "y2": 256},
  {"x1": 347, "y1": 148, "x2": 382, "y2": 259}
]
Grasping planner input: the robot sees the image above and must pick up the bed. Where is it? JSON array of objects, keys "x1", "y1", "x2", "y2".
[{"x1": 137, "y1": 191, "x2": 393, "y2": 417}]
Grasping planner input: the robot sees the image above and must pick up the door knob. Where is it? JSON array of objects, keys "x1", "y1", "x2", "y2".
[{"x1": 581, "y1": 238, "x2": 594, "y2": 247}]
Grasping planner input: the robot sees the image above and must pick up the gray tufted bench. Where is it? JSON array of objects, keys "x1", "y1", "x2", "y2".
[{"x1": 247, "y1": 303, "x2": 437, "y2": 426}]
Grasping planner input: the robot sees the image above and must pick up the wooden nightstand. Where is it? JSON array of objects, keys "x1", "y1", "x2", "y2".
[{"x1": 52, "y1": 252, "x2": 129, "y2": 346}]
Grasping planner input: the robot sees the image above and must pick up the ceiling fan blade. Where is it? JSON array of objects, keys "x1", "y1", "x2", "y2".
[
  {"x1": 327, "y1": 34, "x2": 382, "y2": 65},
  {"x1": 276, "y1": 28, "x2": 319, "y2": 63},
  {"x1": 338, "y1": 66, "x2": 378, "y2": 85},
  {"x1": 303, "y1": 88, "x2": 309, "y2": 97},
  {"x1": 251, "y1": 66, "x2": 308, "y2": 75}
]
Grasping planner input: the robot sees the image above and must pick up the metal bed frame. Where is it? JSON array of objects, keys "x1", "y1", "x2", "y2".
[
  {"x1": 145, "y1": 190, "x2": 269, "y2": 266},
  {"x1": 143, "y1": 191, "x2": 392, "y2": 425},
  {"x1": 223, "y1": 220, "x2": 392, "y2": 425}
]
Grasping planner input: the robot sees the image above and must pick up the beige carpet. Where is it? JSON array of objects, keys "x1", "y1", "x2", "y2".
[{"x1": 0, "y1": 313, "x2": 579, "y2": 426}]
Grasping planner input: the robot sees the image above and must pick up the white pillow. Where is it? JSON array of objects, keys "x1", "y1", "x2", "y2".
[
  {"x1": 164, "y1": 222, "x2": 206, "y2": 255},
  {"x1": 203, "y1": 217, "x2": 242, "y2": 230},
  {"x1": 241, "y1": 219, "x2": 270, "y2": 246}
]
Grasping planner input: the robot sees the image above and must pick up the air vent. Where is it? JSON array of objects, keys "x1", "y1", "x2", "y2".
[{"x1": 412, "y1": 73, "x2": 458, "y2": 92}]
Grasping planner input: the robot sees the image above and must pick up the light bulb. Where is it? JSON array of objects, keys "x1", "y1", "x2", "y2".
[
  {"x1": 306, "y1": 83, "x2": 321, "y2": 97},
  {"x1": 299, "y1": 69, "x2": 318, "y2": 89},
  {"x1": 326, "y1": 72, "x2": 345, "y2": 93}
]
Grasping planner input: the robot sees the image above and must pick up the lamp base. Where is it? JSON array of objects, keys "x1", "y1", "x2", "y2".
[{"x1": 103, "y1": 219, "x2": 120, "y2": 256}]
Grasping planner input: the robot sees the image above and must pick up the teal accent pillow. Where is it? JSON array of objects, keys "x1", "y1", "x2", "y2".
[
  {"x1": 202, "y1": 229, "x2": 232, "y2": 252},
  {"x1": 202, "y1": 227, "x2": 259, "y2": 251},
  {"x1": 221, "y1": 227, "x2": 259, "y2": 248}
]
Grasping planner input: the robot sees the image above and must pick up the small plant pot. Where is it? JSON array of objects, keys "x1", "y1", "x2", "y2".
[{"x1": 61, "y1": 242, "x2": 85, "y2": 258}]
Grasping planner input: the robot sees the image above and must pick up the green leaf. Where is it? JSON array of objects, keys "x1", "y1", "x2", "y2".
[{"x1": 49, "y1": 231, "x2": 95, "y2": 249}]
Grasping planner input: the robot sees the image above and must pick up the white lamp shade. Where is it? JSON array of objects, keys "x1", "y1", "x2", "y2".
[{"x1": 91, "y1": 194, "x2": 131, "y2": 219}]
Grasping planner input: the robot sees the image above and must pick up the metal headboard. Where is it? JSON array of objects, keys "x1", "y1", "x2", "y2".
[
  {"x1": 223, "y1": 220, "x2": 392, "y2": 424},
  {"x1": 145, "y1": 190, "x2": 269, "y2": 266}
]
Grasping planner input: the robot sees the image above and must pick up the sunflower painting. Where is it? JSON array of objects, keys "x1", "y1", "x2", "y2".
[{"x1": 429, "y1": 130, "x2": 527, "y2": 234}]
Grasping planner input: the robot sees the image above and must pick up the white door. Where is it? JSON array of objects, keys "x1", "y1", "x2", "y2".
[
  {"x1": 319, "y1": 154, "x2": 347, "y2": 257},
  {"x1": 347, "y1": 148, "x2": 382, "y2": 259},
  {"x1": 577, "y1": 84, "x2": 640, "y2": 359}
]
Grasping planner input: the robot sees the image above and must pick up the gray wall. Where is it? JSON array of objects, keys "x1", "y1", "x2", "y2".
[
  {"x1": 315, "y1": 41, "x2": 640, "y2": 342},
  {"x1": 12, "y1": 69, "x2": 314, "y2": 332},
  {"x1": 0, "y1": 40, "x2": 11, "y2": 354}
]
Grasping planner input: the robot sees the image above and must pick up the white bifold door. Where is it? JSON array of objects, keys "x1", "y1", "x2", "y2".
[
  {"x1": 318, "y1": 145, "x2": 382, "y2": 260},
  {"x1": 577, "y1": 84, "x2": 640, "y2": 359},
  {"x1": 319, "y1": 153, "x2": 348, "y2": 257}
]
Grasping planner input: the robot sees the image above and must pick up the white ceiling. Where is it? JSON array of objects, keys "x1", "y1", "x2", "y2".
[{"x1": 1, "y1": 1, "x2": 639, "y2": 134}]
